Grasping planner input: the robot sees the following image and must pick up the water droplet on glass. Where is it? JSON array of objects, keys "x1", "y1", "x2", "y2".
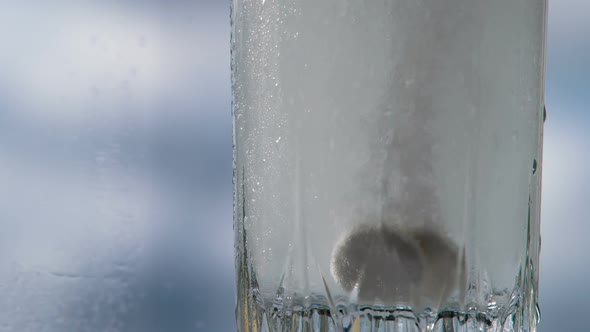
[{"x1": 543, "y1": 106, "x2": 547, "y2": 123}]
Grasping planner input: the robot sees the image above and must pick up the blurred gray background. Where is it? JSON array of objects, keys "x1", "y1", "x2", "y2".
[{"x1": 0, "y1": 0, "x2": 587, "y2": 331}]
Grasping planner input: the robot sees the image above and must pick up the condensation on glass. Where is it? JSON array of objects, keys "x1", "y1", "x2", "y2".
[{"x1": 232, "y1": 0, "x2": 546, "y2": 331}]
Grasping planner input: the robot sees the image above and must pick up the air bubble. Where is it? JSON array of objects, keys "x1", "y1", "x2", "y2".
[
  {"x1": 511, "y1": 130, "x2": 519, "y2": 142},
  {"x1": 341, "y1": 314, "x2": 353, "y2": 330}
]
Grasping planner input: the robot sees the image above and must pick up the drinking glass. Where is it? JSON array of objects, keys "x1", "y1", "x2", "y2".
[{"x1": 232, "y1": 1, "x2": 547, "y2": 331}]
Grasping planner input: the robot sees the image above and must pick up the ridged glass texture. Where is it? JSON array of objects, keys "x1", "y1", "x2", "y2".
[{"x1": 232, "y1": 0, "x2": 546, "y2": 331}]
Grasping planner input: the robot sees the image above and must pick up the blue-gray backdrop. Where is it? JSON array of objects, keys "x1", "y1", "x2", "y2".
[{"x1": 0, "y1": 1, "x2": 587, "y2": 331}]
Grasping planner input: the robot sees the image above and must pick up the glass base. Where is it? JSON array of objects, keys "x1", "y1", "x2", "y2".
[{"x1": 238, "y1": 304, "x2": 539, "y2": 332}]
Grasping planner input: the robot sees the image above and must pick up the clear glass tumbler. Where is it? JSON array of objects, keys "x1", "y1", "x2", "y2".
[{"x1": 232, "y1": 0, "x2": 547, "y2": 331}]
